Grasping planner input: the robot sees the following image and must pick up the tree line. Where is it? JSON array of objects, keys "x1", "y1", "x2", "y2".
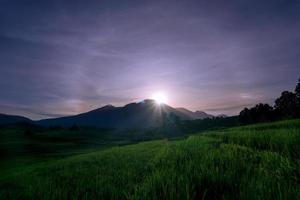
[{"x1": 239, "y1": 79, "x2": 300, "y2": 124}]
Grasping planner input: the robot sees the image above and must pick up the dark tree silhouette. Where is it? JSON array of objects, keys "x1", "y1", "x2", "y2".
[
  {"x1": 239, "y1": 108, "x2": 252, "y2": 124},
  {"x1": 295, "y1": 79, "x2": 300, "y2": 100},
  {"x1": 274, "y1": 91, "x2": 298, "y2": 118},
  {"x1": 239, "y1": 104, "x2": 273, "y2": 124},
  {"x1": 294, "y1": 79, "x2": 300, "y2": 117},
  {"x1": 237, "y1": 79, "x2": 300, "y2": 124}
]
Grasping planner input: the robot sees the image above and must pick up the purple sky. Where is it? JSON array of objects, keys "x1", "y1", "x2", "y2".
[{"x1": 0, "y1": 0, "x2": 300, "y2": 119}]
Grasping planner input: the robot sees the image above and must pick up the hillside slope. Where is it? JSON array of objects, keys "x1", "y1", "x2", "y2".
[
  {"x1": 38, "y1": 100, "x2": 213, "y2": 129},
  {"x1": 1, "y1": 119, "x2": 299, "y2": 199},
  {"x1": 176, "y1": 107, "x2": 213, "y2": 119},
  {"x1": 0, "y1": 113, "x2": 31, "y2": 125}
]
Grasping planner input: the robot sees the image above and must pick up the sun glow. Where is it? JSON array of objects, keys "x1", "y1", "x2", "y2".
[{"x1": 151, "y1": 92, "x2": 168, "y2": 104}]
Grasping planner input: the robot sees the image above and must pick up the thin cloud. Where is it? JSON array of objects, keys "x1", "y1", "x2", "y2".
[{"x1": 0, "y1": 0, "x2": 300, "y2": 119}]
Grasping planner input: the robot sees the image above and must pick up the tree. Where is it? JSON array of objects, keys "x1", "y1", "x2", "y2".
[
  {"x1": 274, "y1": 91, "x2": 297, "y2": 118},
  {"x1": 239, "y1": 79, "x2": 300, "y2": 123},
  {"x1": 253, "y1": 103, "x2": 274, "y2": 122},
  {"x1": 239, "y1": 108, "x2": 251, "y2": 124},
  {"x1": 239, "y1": 104, "x2": 273, "y2": 124},
  {"x1": 295, "y1": 79, "x2": 300, "y2": 100},
  {"x1": 294, "y1": 79, "x2": 300, "y2": 117}
]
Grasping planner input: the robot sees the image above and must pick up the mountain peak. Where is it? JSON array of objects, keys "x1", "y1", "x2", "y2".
[
  {"x1": 124, "y1": 99, "x2": 158, "y2": 108},
  {"x1": 102, "y1": 104, "x2": 115, "y2": 108},
  {"x1": 38, "y1": 100, "x2": 215, "y2": 128},
  {"x1": 141, "y1": 99, "x2": 156, "y2": 104}
]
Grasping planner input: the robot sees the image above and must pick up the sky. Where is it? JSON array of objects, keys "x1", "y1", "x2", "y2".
[{"x1": 0, "y1": 0, "x2": 300, "y2": 120}]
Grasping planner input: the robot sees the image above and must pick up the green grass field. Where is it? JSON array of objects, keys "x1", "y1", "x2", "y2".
[{"x1": 0, "y1": 119, "x2": 300, "y2": 199}]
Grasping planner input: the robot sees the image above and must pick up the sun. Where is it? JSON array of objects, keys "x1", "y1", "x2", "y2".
[{"x1": 151, "y1": 92, "x2": 168, "y2": 104}]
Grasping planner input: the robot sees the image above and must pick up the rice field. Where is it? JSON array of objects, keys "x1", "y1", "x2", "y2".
[{"x1": 0, "y1": 119, "x2": 299, "y2": 199}]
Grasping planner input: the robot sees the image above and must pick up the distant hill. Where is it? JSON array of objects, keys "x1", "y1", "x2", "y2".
[
  {"x1": 175, "y1": 108, "x2": 213, "y2": 119},
  {"x1": 38, "y1": 99, "x2": 215, "y2": 129},
  {"x1": 0, "y1": 113, "x2": 32, "y2": 125},
  {"x1": 217, "y1": 114, "x2": 228, "y2": 118},
  {"x1": 0, "y1": 100, "x2": 217, "y2": 129}
]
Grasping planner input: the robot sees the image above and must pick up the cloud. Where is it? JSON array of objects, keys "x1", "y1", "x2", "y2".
[{"x1": 0, "y1": 0, "x2": 300, "y2": 119}]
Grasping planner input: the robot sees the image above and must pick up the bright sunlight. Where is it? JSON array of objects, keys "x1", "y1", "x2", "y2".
[{"x1": 151, "y1": 92, "x2": 168, "y2": 104}]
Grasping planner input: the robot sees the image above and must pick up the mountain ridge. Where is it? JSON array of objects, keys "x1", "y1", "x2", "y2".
[
  {"x1": 0, "y1": 113, "x2": 32, "y2": 125},
  {"x1": 0, "y1": 100, "x2": 217, "y2": 128},
  {"x1": 37, "y1": 99, "x2": 215, "y2": 129}
]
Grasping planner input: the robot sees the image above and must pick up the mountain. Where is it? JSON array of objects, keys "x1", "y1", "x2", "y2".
[
  {"x1": 175, "y1": 108, "x2": 213, "y2": 119},
  {"x1": 217, "y1": 114, "x2": 228, "y2": 118},
  {"x1": 38, "y1": 99, "x2": 214, "y2": 129},
  {"x1": 0, "y1": 113, "x2": 32, "y2": 125}
]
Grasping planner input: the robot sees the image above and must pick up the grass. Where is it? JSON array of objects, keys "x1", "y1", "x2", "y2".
[{"x1": 0, "y1": 119, "x2": 299, "y2": 199}]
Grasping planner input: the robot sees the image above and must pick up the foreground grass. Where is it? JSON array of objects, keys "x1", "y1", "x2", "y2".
[{"x1": 0, "y1": 119, "x2": 300, "y2": 199}]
